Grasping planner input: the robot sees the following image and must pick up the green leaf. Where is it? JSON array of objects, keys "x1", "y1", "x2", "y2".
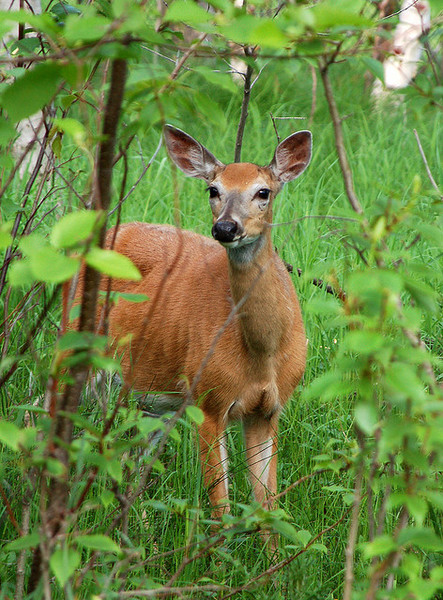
[
  {"x1": 404, "y1": 277, "x2": 438, "y2": 313},
  {"x1": 0, "y1": 420, "x2": 21, "y2": 451},
  {"x1": 4, "y1": 532, "x2": 40, "y2": 552},
  {"x1": 424, "y1": 490, "x2": 443, "y2": 511},
  {"x1": 51, "y1": 210, "x2": 102, "y2": 249},
  {"x1": 270, "y1": 520, "x2": 302, "y2": 544},
  {"x1": 51, "y1": 2, "x2": 82, "y2": 19},
  {"x1": 0, "y1": 116, "x2": 16, "y2": 146},
  {"x1": 194, "y1": 66, "x2": 238, "y2": 94},
  {"x1": 354, "y1": 402, "x2": 378, "y2": 435},
  {"x1": 361, "y1": 57, "x2": 384, "y2": 83},
  {"x1": 304, "y1": 370, "x2": 351, "y2": 401},
  {"x1": 53, "y1": 117, "x2": 88, "y2": 148},
  {"x1": 90, "y1": 354, "x2": 122, "y2": 374},
  {"x1": 75, "y1": 534, "x2": 120, "y2": 553},
  {"x1": 19, "y1": 233, "x2": 45, "y2": 256},
  {"x1": 1, "y1": 62, "x2": 63, "y2": 122},
  {"x1": 116, "y1": 292, "x2": 149, "y2": 303},
  {"x1": 186, "y1": 405, "x2": 205, "y2": 426},
  {"x1": 64, "y1": 14, "x2": 110, "y2": 45},
  {"x1": 46, "y1": 458, "x2": 66, "y2": 477},
  {"x1": 106, "y1": 459, "x2": 122, "y2": 483},
  {"x1": 100, "y1": 490, "x2": 115, "y2": 508},
  {"x1": 342, "y1": 330, "x2": 386, "y2": 355},
  {"x1": 363, "y1": 534, "x2": 398, "y2": 559},
  {"x1": 165, "y1": 0, "x2": 213, "y2": 24},
  {"x1": 29, "y1": 247, "x2": 80, "y2": 284},
  {"x1": 398, "y1": 527, "x2": 443, "y2": 552},
  {"x1": 384, "y1": 363, "x2": 425, "y2": 403},
  {"x1": 295, "y1": 529, "x2": 312, "y2": 546},
  {"x1": 219, "y1": 15, "x2": 260, "y2": 44},
  {"x1": 85, "y1": 247, "x2": 141, "y2": 280},
  {"x1": 249, "y1": 20, "x2": 287, "y2": 48},
  {"x1": 8, "y1": 259, "x2": 35, "y2": 287},
  {"x1": 138, "y1": 417, "x2": 164, "y2": 436},
  {"x1": 58, "y1": 332, "x2": 107, "y2": 352},
  {"x1": 310, "y1": 3, "x2": 373, "y2": 30},
  {"x1": 0, "y1": 222, "x2": 13, "y2": 249}
]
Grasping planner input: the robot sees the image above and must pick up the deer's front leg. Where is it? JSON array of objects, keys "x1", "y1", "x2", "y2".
[
  {"x1": 198, "y1": 413, "x2": 229, "y2": 520},
  {"x1": 243, "y1": 414, "x2": 278, "y2": 508}
]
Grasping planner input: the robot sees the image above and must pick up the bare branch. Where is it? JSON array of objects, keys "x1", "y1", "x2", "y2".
[
  {"x1": 343, "y1": 457, "x2": 365, "y2": 600},
  {"x1": 413, "y1": 129, "x2": 442, "y2": 198},
  {"x1": 234, "y1": 52, "x2": 254, "y2": 162},
  {"x1": 319, "y1": 64, "x2": 364, "y2": 214}
]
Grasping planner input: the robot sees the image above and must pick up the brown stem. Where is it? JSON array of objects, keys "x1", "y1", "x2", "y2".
[
  {"x1": 308, "y1": 63, "x2": 317, "y2": 127},
  {"x1": 26, "y1": 58, "x2": 128, "y2": 595},
  {"x1": 234, "y1": 53, "x2": 254, "y2": 163},
  {"x1": 319, "y1": 64, "x2": 363, "y2": 214},
  {"x1": 413, "y1": 129, "x2": 442, "y2": 199},
  {"x1": 343, "y1": 456, "x2": 365, "y2": 600}
]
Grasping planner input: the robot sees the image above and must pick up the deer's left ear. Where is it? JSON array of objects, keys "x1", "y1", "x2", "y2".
[{"x1": 269, "y1": 131, "x2": 312, "y2": 183}]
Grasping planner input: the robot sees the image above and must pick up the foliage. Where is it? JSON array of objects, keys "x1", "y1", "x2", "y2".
[{"x1": 0, "y1": 0, "x2": 442, "y2": 598}]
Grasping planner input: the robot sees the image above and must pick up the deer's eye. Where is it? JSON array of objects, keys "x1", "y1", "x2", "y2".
[
  {"x1": 257, "y1": 189, "x2": 270, "y2": 200},
  {"x1": 207, "y1": 186, "x2": 219, "y2": 199}
]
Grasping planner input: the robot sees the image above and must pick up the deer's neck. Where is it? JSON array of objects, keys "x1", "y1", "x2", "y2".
[{"x1": 227, "y1": 233, "x2": 292, "y2": 359}]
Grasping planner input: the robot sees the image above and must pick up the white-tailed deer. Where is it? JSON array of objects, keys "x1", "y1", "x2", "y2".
[{"x1": 73, "y1": 125, "x2": 311, "y2": 519}]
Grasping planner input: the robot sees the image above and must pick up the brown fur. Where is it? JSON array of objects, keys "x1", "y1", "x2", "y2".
[{"x1": 68, "y1": 126, "x2": 312, "y2": 518}]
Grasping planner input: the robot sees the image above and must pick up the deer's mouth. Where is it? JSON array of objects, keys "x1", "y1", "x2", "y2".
[{"x1": 217, "y1": 234, "x2": 260, "y2": 249}]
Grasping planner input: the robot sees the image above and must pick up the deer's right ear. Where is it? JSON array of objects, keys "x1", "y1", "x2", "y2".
[
  {"x1": 164, "y1": 125, "x2": 224, "y2": 181},
  {"x1": 269, "y1": 130, "x2": 312, "y2": 184}
]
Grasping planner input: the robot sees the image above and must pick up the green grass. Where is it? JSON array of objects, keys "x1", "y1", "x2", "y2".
[{"x1": 0, "y1": 55, "x2": 441, "y2": 599}]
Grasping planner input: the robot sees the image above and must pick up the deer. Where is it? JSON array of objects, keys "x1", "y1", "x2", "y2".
[{"x1": 71, "y1": 125, "x2": 312, "y2": 521}]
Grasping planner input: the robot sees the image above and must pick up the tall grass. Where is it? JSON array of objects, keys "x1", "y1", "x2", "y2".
[{"x1": 0, "y1": 56, "x2": 441, "y2": 598}]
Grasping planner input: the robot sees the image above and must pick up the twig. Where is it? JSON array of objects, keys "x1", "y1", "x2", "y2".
[
  {"x1": 413, "y1": 129, "x2": 442, "y2": 199},
  {"x1": 308, "y1": 64, "x2": 317, "y2": 127},
  {"x1": 103, "y1": 584, "x2": 228, "y2": 598},
  {"x1": 270, "y1": 113, "x2": 280, "y2": 143},
  {"x1": 109, "y1": 136, "x2": 163, "y2": 216},
  {"x1": 296, "y1": 268, "x2": 347, "y2": 301},
  {"x1": 27, "y1": 57, "x2": 128, "y2": 596},
  {"x1": 158, "y1": 33, "x2": 207, "y2": 95},
  {"x1": 366, "y1": 507, "x2": 409, "y2": 599},
  {"x1": 0, "y1": 482, "x2": 22, "y2": 534},
  {"x1": 234, "y1": 51, "x2": 254, "y2": 162},
  {"x1": 14, "y1": 491, "x2": 32, "y2": 600},
  {"x1": 343, "y1": 453, "x2": 365, "y2": 600},
  {"x1": 319, "y1": 64, "x2": 363, "y2": 214}
]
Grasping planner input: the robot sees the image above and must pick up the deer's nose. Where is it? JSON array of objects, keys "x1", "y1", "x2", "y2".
[{"x1": 212, "y1": 220, "x2": 238, "y2": 243}]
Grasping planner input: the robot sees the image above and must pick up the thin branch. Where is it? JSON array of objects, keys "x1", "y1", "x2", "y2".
[
  {"x1": 0, "y1": 482, "x2": 22, "y2": 534},
  {"x1": 413, "y1": 129, "x2": 442, "y2": 198},
  {"x1": 27, "y1": 57, "x2": 128, "y2": 596},
  {"x1": 319, "y1": 64, "x2": 363, "y2": 214},
  {"x1": 343, "y1": 456, "x2": 365, "y2": 600},
  {"x1": 103, "y1": 584, "x2": 228, "y2": 598},
  {"x1": 158, "y1": 33, "x2": 207, "y2": 95},
  {"x1": 270, "y1": 112, "x2": 280, "y2": 143},
  {"x1": 234, "y1": 52, "x2": 254, "y2": 162},
  {"x1": 308, "y1": 63, "x2": 317, "y2": 127}
]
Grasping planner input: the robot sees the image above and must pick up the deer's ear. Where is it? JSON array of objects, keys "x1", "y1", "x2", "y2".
[
  {"x1": 269, "y1": 131, "x2": 312, "y2": 183},
  {"x1": 164, "y1": 125, "x2": 224, "y2": 181}
]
